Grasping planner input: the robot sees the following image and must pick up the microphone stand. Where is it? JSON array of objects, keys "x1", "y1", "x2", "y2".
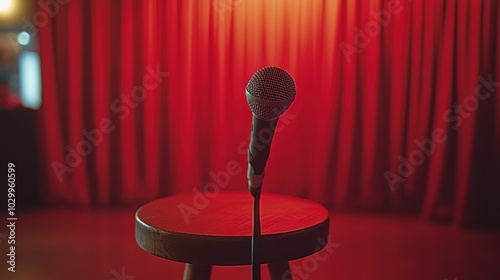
[
  {"x1": 250, "y1": 186, "x2": 261, "y2": 280},
  {"x1": 247, "y1": 117, "x2": 277, "y2": 280}
]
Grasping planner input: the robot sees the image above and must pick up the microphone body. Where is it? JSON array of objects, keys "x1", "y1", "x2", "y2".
[
  {"x1": 245, "y1": 66, "x2": 296, "y2": 191},
  {"x1": 247, "y1": 116, "x2": 278, "y2": 191}
]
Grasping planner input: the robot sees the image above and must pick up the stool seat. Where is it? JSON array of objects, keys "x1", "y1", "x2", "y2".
[{"x1": 135, "y1": 192, "x2": 329, "y2": 266}]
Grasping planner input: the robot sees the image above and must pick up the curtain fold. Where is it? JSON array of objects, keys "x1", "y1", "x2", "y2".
[{"x1": 38, "y1": 0, "x2": 499, "y2": 226}]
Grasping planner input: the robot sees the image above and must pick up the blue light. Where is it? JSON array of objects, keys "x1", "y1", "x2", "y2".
[
  {"x1": 17, "y1": 32, "x2": 31, "y2": 46},
  {"x1": 19, "y1": 51, "x2": 41, "y2": 109}
]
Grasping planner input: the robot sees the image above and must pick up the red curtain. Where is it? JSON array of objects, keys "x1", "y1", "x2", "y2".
[{"x1": 38, "y1": 0, "x2": 500, "y2": 226}]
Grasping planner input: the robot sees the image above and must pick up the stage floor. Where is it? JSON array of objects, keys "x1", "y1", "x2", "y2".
[{"x1": 2, "y1": 209, "x2": 500, "y2": 280}]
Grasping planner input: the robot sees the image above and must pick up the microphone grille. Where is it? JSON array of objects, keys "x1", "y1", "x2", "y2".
[{"x1": 246, "y1": 67, "x2": 296, "y2": 120}]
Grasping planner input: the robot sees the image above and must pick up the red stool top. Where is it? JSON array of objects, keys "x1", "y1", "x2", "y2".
[{"x1": 135, "y1": 192, "x2": 329, "y2": 265}]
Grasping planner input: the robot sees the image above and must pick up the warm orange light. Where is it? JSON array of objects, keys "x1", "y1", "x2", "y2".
[{"x1": 0, "y1": 0, "x2": 12, "y2": 14}]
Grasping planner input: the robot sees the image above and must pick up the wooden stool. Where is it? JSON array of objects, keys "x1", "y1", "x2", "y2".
[{"x1": 135, "y1": 192, "x2": 329, "y2": 280}]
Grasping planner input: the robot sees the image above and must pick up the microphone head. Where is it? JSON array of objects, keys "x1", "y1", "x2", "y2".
[{"x1": 246, "y1": 66, "x2": 296, "y2": 120}]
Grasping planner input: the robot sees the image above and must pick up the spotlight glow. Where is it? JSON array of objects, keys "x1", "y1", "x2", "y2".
[
  {"x1": 19, "y1": 51, "x2": 42, "y2": 109},
  {"x1": 17, "y1": 31, "x2": 30, "y2": 46},
  {"x1": 0, "y1": 0, "x2": 12, "y2": 13}
]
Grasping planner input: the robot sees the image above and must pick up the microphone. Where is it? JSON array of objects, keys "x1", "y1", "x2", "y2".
[{"x1": 246, "y1": 66, "x2": 296, "y2": 191}]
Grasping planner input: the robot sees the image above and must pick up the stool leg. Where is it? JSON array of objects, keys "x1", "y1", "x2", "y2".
[
  {"x1": 268, "y1": 262, "x2": 292, "y2": 280},
  {"x1": 183, "y1": 264, "x2": 212, "y2": 280}
]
